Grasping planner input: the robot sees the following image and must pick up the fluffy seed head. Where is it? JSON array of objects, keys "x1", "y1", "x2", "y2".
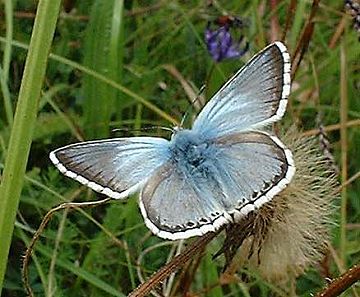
[{"x1": 223, "y1": 127, "x2": 338, "y2": 283}]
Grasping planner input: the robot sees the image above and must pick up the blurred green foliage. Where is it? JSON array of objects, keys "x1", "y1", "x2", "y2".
[{"x1": 0, "y1": 0, "x2": 359, "y2": 296}]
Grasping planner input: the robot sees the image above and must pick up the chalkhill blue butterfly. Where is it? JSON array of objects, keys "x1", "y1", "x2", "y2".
[{"x1": 50, "y1": 42, "x2": 295, "y2": 240}]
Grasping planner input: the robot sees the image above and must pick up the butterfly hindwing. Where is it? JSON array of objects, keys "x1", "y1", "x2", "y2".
[
  {"x1": 50, "y1": 137, "x2": 170, "y2": 199},
  {"x1": 210, "y1": 131, "x2": 295, "y2": 212},
  {"x1": 139, "y1": 160, "x2": 231, "y2": 240}
]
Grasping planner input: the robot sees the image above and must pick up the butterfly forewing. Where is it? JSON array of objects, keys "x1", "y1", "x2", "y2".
[
  {"x1": 193, "y1": 42, "x2": 291, "y2": 138},
  {"x1": 50, "y1": 137, "x2": 170, "y2": 199}
]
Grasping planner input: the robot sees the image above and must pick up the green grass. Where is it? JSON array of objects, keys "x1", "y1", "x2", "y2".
[{"x1": 1, "y1": 1, "x2": 359, "y2": 296}]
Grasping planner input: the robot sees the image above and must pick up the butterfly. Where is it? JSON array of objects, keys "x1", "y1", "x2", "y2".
[{"x1": 50, "y1": 42, "x2": 295, "y2": 240}]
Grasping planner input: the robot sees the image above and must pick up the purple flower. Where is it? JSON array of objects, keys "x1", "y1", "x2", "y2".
[{"x1": 205, "y1": 23, "x2": 248, "y2": 62}]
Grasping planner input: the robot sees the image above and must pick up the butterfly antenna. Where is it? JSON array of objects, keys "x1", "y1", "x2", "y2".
[
  {"x1": 158, "y1": 126, "x2": 175, "y2": 133},
  {"x1": 112, "y1": 126, "x2": 174, "y2": 135},
  {"x1": 180, "y1": 84, "x2": 206, "y2": 128}
]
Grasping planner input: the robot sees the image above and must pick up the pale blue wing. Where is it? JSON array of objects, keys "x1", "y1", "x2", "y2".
[
  {"x1": 139, "y1": 161, "x2": 231, "y2": 240},
  {"x1": 192, "y1": 42, "x2": 291, "y2": 138},
  {"x1": 210, "y1": 131, "x2": 295, "y2": 211},
  {"x1": 139, "y1": 131, "x2": 295, "y2": 240},
  {"x1": 49, "y1": 137, "x2": 170, "y2": 199}
]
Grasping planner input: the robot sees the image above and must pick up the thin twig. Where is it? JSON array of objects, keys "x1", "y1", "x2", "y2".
[
  {"x1": 339, "y1": 39, "x2": 348, "y2": 265},
  {"x1": 174, "y1": 245, "x2": 206, "y2": 295},
  {"x1": 128, "y1": 230, "x2": 222, "y2": 297},
  {"x1": 0, "y1": 3, "x2": 165, "y2": 20},
  {"x1": 301, "y1": 119, "x2": 360, "y2": 136},
  {"x1": 47, "y1": 208, "x2": 69, "y2": 296},
  {"x1": 126, "y1": 2, "x2": 165, "y2": 17},
  {"x1": 346, "y1": 223, "x2": 360, "y2": 230},
  {"x1": 328, "y1": 15, "x2": 348, "y2": 49},
  {"x1": 327, "y1": 245, "x2": 359, "y2": 297},
  {"x1": 338, "y1": 170, "x2": 360, "y2": 191},
  {"x1": 291, "y1": 0, "x2": 321, "y2": 78},
  {"x1": 281, "y1": 0, "x2": 297, "y2": 41},
  {"x1": 136, "y1": 241, "x2": 175, "y2": 297},
  {"x1": 316, "y1": 264, "x2": 360, "y2": 297},
  {"x1": 22, "y1": 198, "x2": 111, "y2": 297},
  {"x1": 269, "y1": 0, "x2": 281, "y2": 42},
  {"x1": 162, "y1": 64, "x2": 205, "y2": 111}
]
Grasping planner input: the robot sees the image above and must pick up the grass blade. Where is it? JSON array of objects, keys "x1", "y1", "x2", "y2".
[
  {"x1": 0, "y1": 0, "x2": 61, "y2": 292},
  {"x1": 82, "y1": 0, "x2": 124, "y2": 138}
]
